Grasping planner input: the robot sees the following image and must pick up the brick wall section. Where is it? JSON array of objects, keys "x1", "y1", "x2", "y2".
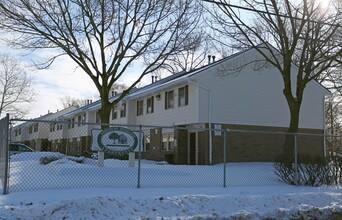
[
  {"x1": 141, "y1": 128, "x2": 175, "y2": 162},
  {"x1": 210, "y1": 124, "x2": 324, "y2": 163},
  {"x1": 141, "y1": 124, "x2": 324, "y2": 165}
]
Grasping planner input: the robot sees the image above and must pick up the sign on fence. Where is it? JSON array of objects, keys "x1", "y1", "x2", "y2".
[{"x1": 91, "y1": 127, "x2": 143, "y2": 156}]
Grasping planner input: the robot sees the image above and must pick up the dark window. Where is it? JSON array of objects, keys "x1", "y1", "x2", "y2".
[
  {"x1": 68, "y1": 119, "x2": 75, "y2": 129},
  {"x1": 112, "y1": 105, "x2": 118, "y2": 120},
  {"x1": 50, "y1": 123, "x2": 56, "y2": 132},
  {"x1": 33, "y1": 123, "x2": 38, "y2": 132},
  {"x1": 78, "y1": 115, "x2": 82, "y2": 127},
  {"x1": 161, "y1": 133, "x2": 174, "y2": 151},
  {"x1": 57, "y1": 123, "x2": 62, "y2": 130},
  {"x1": 81, "y1": 114, "x2": 86, "y2": 123},
  {"x1": 165, "y1": 90, "x2": 174, "y2": 109},
  {"x1": 146, "y1": 96, "x2": 154, "y2": 114},
  {"x1": 10, "y1": 144, "x2": 19, "y2": 151},
  {"x1": 137, "y1": 100, "x2": 143, "y2": 116},
  {"x1": 145, "y1": 136, "x2": 150, "y2": 151},
  {"x1": 178, "y1": 85, "x2": 188, "y2": 107},
  {"x1": 120, "y1": 103, "x2": 126, "y2": 118}
]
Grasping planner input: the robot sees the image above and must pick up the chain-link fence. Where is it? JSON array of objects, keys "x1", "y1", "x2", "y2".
[{"x1": 3, "y1": 118, "x2": 340, "y2": 193}]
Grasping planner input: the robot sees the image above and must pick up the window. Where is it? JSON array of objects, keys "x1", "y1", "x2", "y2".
[
  {"x1": 146, "y1": 96, "x2": 154, "y2": 114},
  {"x1": 144, "y1": 135, "x2": 150, "y2": 151},
  {"x1": 81, "y1": 114, "x2": 86, "y2": 123},
  {"x1": 165, "y1": 90, "x2": 174, "y2": 109},
  {"x1": 15, "y1": 129, "x2": 21, "y2": 136},
  {"x1": 120, "y1": 103, "x2": 126, "y2": 118},
  {"x1": 178, "y1": 85, "x2": 188, "y2": 107},
  {"x1": 112, "y1": 105, "x2": 118, "y2": 120},
  {"x1": 137, "y1": 100, "x2": 143, "y2": 116},
  {"x1": 68, "y1": 118, "x2": 75, "y2": 129},
  {"x1": 57, "y1": 123, "x2": 62, "y2": 131},
  {"x1": 33, "y1": 123, "x2": 38, "y2": 132},
  {"x1": 76, "y1": 114, "x2": 86, "y2": 126},
  {"x1": 50, "y1": 123, "x2": 56, "y2": 132},
  {"x1": 162, "y1": 133, "x2": 174, "y2": 151},
  {"x1": 78, "y1": 115, "x2": 82, "y2": 127},
  {"x1": 29, "y1": 126, "x2": 32, "y2": 134}
]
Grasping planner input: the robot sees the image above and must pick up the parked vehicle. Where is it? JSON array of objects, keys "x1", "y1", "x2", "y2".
[{"x1": 9, "y1": 143, "x2": 33, "y2": 156}]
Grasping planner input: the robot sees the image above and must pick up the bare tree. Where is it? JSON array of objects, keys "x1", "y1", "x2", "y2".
[
  {"x1": 149, "y1": 3, "x2": 216, "y2": 78},
  {"x1": 206, "y1": 0, "x2": 342, "y2": 134},
  {"x1": 60, "y1": 96, "x2": 88, "y2": 108},
  {"x1": 325, "y1": 97, "x2": 342, "y2": 156},
  {"x1": 0, "y1": 54, "x2": 35, "y2": 118},
  {"x1": 152, "y1": 28, "x2": 212, "y2": 78},
  {"x1": 0, "y1": 0, "x2": 200, "y2": 123}
]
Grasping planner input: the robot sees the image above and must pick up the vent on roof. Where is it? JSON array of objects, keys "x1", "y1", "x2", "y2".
[
  {"x1": 208, "y1": 55, "x2": 216, "y2": 64},
  {"x1": 151, "y1": 75, "x2": 158, "y2": 84}
]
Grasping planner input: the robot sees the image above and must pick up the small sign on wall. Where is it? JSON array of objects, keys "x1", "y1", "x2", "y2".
[{"x1": 214, "y1": 124, "x2": 221, "y2": 136}]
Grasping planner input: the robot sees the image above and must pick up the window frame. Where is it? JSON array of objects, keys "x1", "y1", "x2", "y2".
[
  {"x1": 146, "y1": 96, "x2": 154, "y2": 114},
  {"x1": 178, "y1": 85, "x2": 189, "y2": 107},
  {"x1": 78, "y1": 115, "x2": 82, "y2": 127},
  {"x1": 112, "y1": 105, "x2": 118, "y2": 120},
  {"x1": 120, "y1": 103, "x2": 126, "y2": 118},
  {"x1": 137, "y1": 100, "x2": 144, "y2": 116},
  {"x1": 165, "y1": 90, "x2": 174, "y2": 110}
]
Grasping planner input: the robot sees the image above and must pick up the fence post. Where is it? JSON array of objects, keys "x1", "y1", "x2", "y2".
[
  {"x1": 137, "y1": 124, "x2": 142, "y2": 189},
  {"x1": 223, "y1": 129, "x2": 228, "y2": 188},
  {"x1": 294, "y1": 133, "x2": 299, "y2": 185},
  {"x1": 0, "y1": 114, "x2": 10, "y2": 195}
]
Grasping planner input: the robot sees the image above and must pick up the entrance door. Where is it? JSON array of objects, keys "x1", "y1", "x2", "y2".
[{"x1": 189, "y1": 132, "x2": 197, "y2": 165}]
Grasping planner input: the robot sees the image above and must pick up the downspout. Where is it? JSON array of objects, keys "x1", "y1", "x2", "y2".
[{"x1": 187, "y1": 78, "x2": 213, "y2": 164}]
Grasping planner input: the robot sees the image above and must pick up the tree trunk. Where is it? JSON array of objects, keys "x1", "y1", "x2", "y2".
[
  {"x1": 99, "y1": 86, "x2": 111, "y2": 126},
  {"x1": 288, "y1": 100, "x2": 301, "y2": 133},
  {"x1": 282, "y1": 99, "x2": 301, "y2": 167}
]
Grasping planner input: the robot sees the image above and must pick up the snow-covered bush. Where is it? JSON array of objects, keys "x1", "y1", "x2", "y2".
[
  {"x1": 274, "y1": 155, "x2": 342, "y2": 186},
  {"x1": 40, "y1": 154, "x2": 85, "y2": 165},
  {"x1": 67, "y1": 156, "x2": 85, "y2": 163},
  {"x1": 40, "y1": 155, "x2": 63, "y2": 165}
]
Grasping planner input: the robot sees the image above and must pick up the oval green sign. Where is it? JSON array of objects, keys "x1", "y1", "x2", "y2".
[{"x1": 97, "y1": 127, "x2": 138, "y2": 156}]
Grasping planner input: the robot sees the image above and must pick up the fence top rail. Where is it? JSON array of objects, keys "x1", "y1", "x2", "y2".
[
  {"x1": 10, "y1": 118, "x2": 341, "y2": 137},
  {"x1": 10, "y1": 118, "x2": 207, "y2": 131},
  {"x1": 227, "y1": 129, "x2": 336, "y2": 138}
]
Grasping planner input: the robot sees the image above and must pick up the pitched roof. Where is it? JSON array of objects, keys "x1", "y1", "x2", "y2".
[
  {"x1": 59, "y1": 46, "x2": 259, "y2": 119},
  {"x1": 59, "y1": 44, "x2": 331, "y2": 119}
]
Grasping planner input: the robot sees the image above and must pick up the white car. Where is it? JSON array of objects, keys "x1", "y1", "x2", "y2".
[{"x1": 9, "y1": 143, "x2": 34, "y2": 156}]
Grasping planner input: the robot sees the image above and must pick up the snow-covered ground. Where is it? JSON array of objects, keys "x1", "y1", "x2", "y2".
[{"x1": 0, "y1": 152, "x2": 341, "y2": 219}]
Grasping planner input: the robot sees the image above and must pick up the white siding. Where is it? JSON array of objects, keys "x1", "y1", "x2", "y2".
[
  {"x1": 128, "y1": 84, "x2": 199, "y2": 126},
  {"x1": 195, "y1": 50, "x2": 329, "y2": 129},
  {"x1": 109, "y1": 101, "x2": 129, "y2": 125}
]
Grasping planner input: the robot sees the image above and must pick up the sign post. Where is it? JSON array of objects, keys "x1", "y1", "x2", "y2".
[
  {"x1": 98, "y1": 151, "x2": 104, "y2": 167},
  {"x1": 128, "y1": 152, "x2": 135, "y2": 167}
]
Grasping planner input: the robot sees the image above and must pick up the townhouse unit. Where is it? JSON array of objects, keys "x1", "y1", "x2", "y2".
[
  {"x1": 11, "y1": 107, "x2": 77, "y2": 151},
  {"x1": 12, "y1": 45, "x2": 331, "y2": 164}
]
